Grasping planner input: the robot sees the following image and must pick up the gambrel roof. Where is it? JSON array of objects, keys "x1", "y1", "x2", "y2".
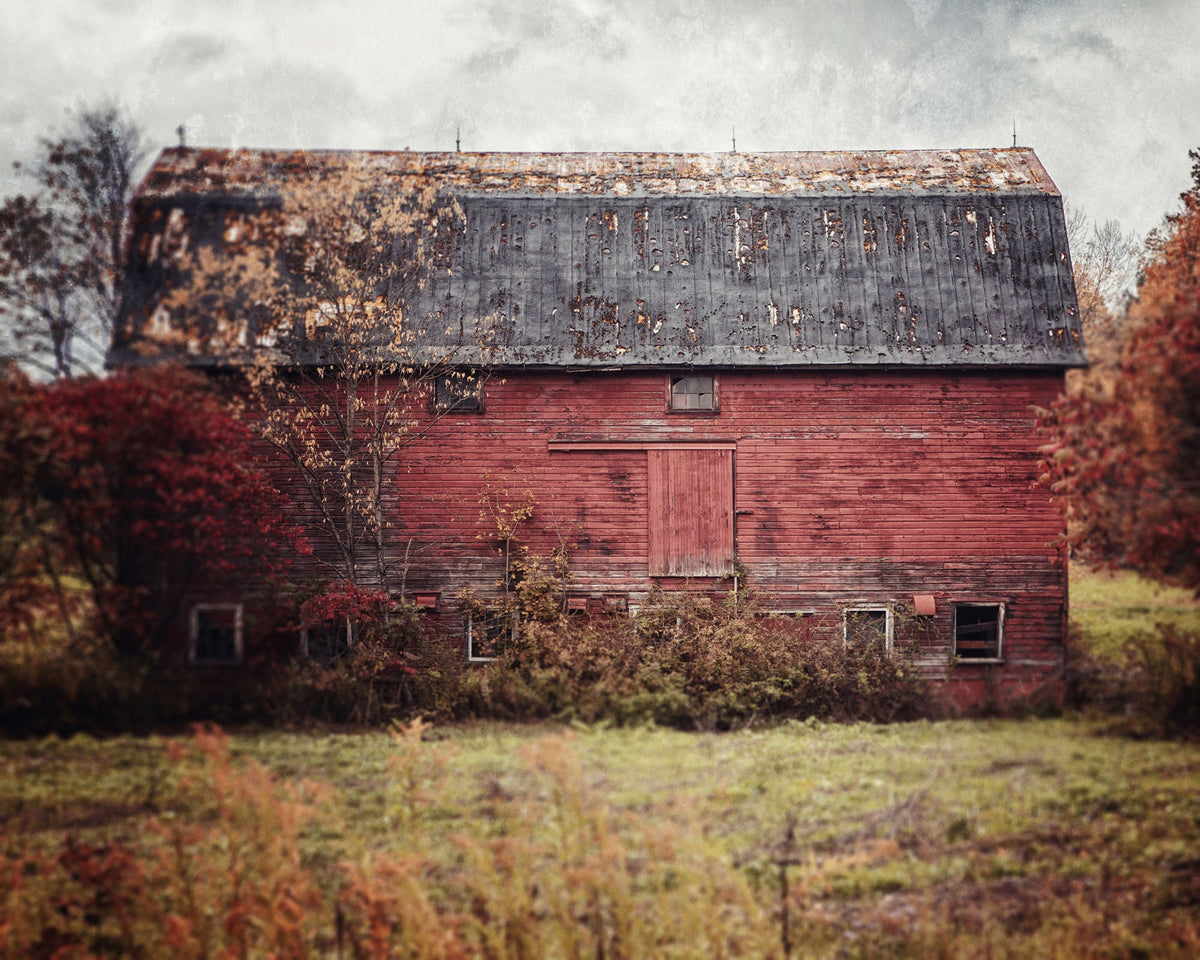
[{"x1": 113, "y1": 147, "x2": 1085, "y2": 369}]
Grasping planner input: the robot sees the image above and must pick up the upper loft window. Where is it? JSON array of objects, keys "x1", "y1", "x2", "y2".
[
  {"x1": 669, "y1": 375, "x2": 716, "y2": 412},
  {"x1": 843, "y1": 605, "x2": 893, "y2": 652},
  {"x1": 433, "y1": 372, "x2": 483, "y2": 413},
  {"x1": 954, "y1": 603, "x2": 1004, "y2": 660},
  {"x1": 190, "y1": 604, "x2": 243, "y2": 665}
]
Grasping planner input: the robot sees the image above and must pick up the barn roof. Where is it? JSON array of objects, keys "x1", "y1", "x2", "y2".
[{"x1": 113, "y1": 147, "x2": 1086, "y2": 369}]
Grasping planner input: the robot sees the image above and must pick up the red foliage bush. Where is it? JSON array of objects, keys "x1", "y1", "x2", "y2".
[
  {"x1": 0, "y1": 366, "x2": 305, "y2": 655},
  {"x1": 299, "y1": 580, "x2": 391, "y2": 630}
]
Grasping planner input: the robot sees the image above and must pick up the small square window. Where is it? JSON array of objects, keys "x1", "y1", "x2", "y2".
[
  {"x1": 190, "y1": 604, "x2": 243, "y2": 665},
  {"x1": 843, "y1": 606, "x2": 893, "y2": 651},
  {"x1": 669, "y1": 375, "x2": 716, "y2": 411},
  {"x1": 433, "y1": 372, "x2": 483, "y2": 413},
  {"x1": 954, "y1": 603, "x2": 1004, "y2": 660},
  {"x1": 301, "y1": 618, "x2": 353, "y2": 663},
  {"x1": 465, "y1": 610, "x2": 518, "y2": 662}
]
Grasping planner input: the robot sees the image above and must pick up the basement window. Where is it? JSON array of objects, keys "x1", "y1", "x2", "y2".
[
  {"x1": 301, "y1": 618, "x2": 353, "y2": 663},
  {"x1": 669, "y1": 375, "x2": 716, "y2": 412},
  {"x1": 843, "y1": 605, "x2": 893, "y2": 652},
  {"x1": 954, "y1": 603, "x2": 1004, "y2": 660},
  {"x1": 433, "y1": 372, "x2": 483, "y2": 413},
  {"x1": 465, "y1": 609, "x2": 518, "y2": 662},
  {"x1": 189, "y1": 604, "x2": 243, "y2": 665}
]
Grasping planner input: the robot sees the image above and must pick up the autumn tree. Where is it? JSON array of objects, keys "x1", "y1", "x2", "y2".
[
  {"x1": 0, "y1": 104, "x2": 144, "y2": 377},
  {"x1": 0, "y1": 367, "x2": 301, "y2": 655},
  {"x1": 162, "y1": 159, "x2": 489, "y2": 626},
  {"x1": 1044, "y1": 151, "x2": 1200, "y2": 590},
  {"x1": 1065, "y1": 206, "x2": 1139, "y2": 368}
]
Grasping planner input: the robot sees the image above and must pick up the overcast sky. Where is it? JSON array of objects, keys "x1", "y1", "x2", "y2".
[{"x1": 2, "y1": 0, "x2": 1196, "y2": 239}]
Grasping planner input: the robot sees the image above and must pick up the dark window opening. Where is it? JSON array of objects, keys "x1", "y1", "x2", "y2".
[
  {"x1": 669, "y1": 375, "x2": 715, "y2": 411},
  {"x1": 303, "y1": 618, "x2": 353, "y2": 663},
  {"x1": 433, "y1": 372, "x2": 483, "y2": 413},
  {"x1": 191, "y1": 605, "x2": 242, "y2": 664},
  {"x1": 954, "y1": 604, "x2": 1004, "y2": 659},
  {"x1": 844, "y1": 607, "x2": 892, "y2": 650},
  {"x1": 466, "y1": 610, "x2": 517, "y2": 662}
]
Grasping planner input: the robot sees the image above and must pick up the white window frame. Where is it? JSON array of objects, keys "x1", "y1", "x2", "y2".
[
  {"x1": 189, "y1": 603, "x2": 244, "y2": 665},
  {"x1": 465, "y1": 609, "x2": 519, "y2": 662},
  {"x1": 952, "y1": 601, "x2": 1006, "y2": 662},
  {"x1": 842, "y1": 604, "x2": 894, "y2": 652}
]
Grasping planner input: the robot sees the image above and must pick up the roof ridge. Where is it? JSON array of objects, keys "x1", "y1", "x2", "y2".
[{"x1": 135, "y1": 146, "x2": 1059, "y2": 200}]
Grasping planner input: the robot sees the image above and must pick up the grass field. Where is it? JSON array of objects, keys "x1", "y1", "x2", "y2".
[
  {"x1": 1, "y1": 566, "x2": 1199, "y2": 956},
  {"x1": 1071, "y1": 563, "x2": 1200, "y2": 661},
  {"x1": 3, "y1": 717, "x2": 1200, "y2": 956}
]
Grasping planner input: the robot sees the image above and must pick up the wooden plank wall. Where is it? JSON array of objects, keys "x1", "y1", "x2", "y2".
[{"x1": 376, "y1": 367, "x2": 1066, "y2": 688}]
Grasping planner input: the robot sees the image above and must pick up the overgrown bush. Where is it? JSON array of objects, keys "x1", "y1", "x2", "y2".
[
  {"x1": 439, "y1": 591, "x2": 937, "y2": 729},
  {"x1": 0, "y1": 631, "x2": 136, "y2": 736},
  {"x1": 262, "y1": 584, "x2": 428, "y2": 726}
]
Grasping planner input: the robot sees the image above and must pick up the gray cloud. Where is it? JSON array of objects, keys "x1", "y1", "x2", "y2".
[{"x1": 0, "y1": 0, "x2": 1197, "y2": 239}]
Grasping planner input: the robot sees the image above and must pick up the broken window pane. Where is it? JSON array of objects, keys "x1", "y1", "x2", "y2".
[
  {"x1": 303, "y1": 618, "x2": 353, "y2": 663},
  {"x1": 466, "y1": 610, "x2": 517, "y2": 661},
  {"x1": 954, "y1": 604, "x2": 1003, "y2": 659},
  {"x1": 670, "y1": 375, "x2": 715, "y2": 411},
  {"x1": 191, "y1": 605, "x2": 242, "y2": 664}
]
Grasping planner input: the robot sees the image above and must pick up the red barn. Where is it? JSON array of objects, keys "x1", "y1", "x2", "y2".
[{"x1": 113, "y1": 147, "x2": 1085, "y2": 706}]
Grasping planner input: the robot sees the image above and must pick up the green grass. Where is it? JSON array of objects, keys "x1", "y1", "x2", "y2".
[
  {"x1": 3, "y1": 718, "x2": 1199, "y2": 955},
  {"x1": 1071, "y1": 563, "x2": 1200, "y2": 660}
]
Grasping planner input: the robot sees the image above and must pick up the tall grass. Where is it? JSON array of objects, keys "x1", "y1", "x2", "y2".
[{"x1": 4, "y1": 719, "x2": 1199, "y2": 958}]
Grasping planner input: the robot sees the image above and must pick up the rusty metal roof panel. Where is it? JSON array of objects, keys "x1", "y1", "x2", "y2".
[
  {"x1": 114, "y1": 147, "x2": 1085, "y2": 369},
  {"x1": 135, "y1": 146, "x2": 1062, "y2": 200}
]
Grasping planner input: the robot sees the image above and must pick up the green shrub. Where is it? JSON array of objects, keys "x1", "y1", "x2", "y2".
[
  {"x1": 1065, "y1": 619, "x2": 1200, "y2": 738},
  {"x1": 0, "y1": 632, "x2": 137, "y2": 736},
  {"x1": 1123, "y1": 624, "x2": 1200, "y2": 737},
  {"x1": 0, "y1": 586, "x2": 937, "y2": 732}
]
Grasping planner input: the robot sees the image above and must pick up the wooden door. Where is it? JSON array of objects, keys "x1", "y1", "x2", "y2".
[{"x1": 647, "y1": 448, "x2": 734, "y2": 576}]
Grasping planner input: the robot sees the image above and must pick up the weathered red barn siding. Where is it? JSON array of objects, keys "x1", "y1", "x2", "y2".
[{"x1": 355, "y1": 366, "x2": 1066, "y2": 698}]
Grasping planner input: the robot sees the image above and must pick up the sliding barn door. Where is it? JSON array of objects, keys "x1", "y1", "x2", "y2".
[{"x1": 647, "y1": 448, "x2": 734, "y2": 577}]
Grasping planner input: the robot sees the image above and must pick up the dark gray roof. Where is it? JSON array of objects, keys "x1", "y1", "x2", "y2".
[{"x1": 114, "y1": 147, "x2": 1085, "y2": 369}]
